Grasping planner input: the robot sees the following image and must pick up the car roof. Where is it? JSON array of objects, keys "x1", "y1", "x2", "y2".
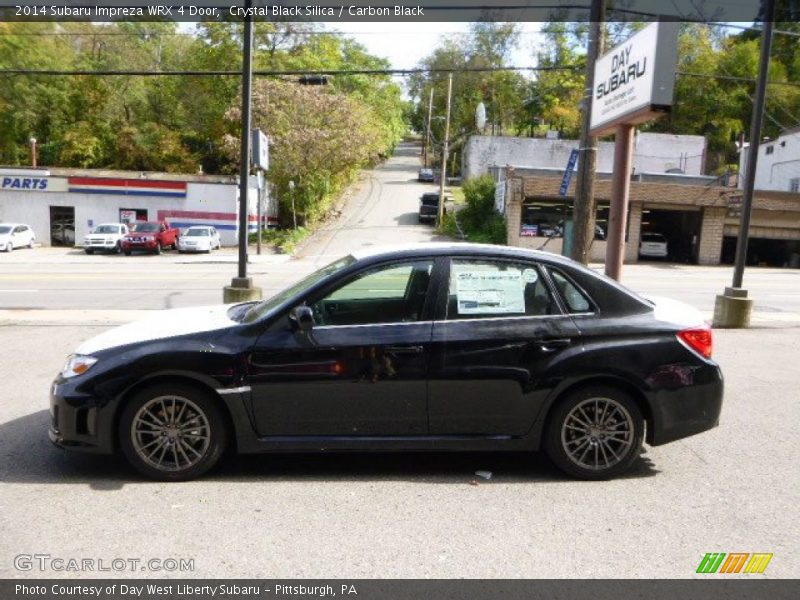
[
  {"x1": 350, "y1": 242, "x2": 580, "y2": 268},
  {"x1": 186, "y1": 225, "x2": 213, "y2": 230},
  {"x1": 0, "y1": 223, "x2": 25, "y2": 227}
]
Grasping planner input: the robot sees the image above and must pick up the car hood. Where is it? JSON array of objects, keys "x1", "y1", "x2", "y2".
[
  {"x1": 643, "y1": 295, "x2": 706, "y2": 328},
  {"x1": 76, "y1": 304, "x2": 238, "y2": 355}
]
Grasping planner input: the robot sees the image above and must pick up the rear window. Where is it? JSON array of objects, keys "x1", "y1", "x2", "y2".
[
  {"x1": 642, "y1": 233, "x2": 665, "y2": 242},
  {"x1": 421, "y1": 195, "x2": 439, "y2": 206}
]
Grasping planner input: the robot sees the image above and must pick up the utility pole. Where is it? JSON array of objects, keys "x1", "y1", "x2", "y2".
[
  {"x1": 713, "y1": 0, "x2": 775, "y2": 328},
  {"x1": 571, "y1": 0, "x2": 606, "y2": 265},
  {"x1": 437, "y1": 73, "x2": 452, "y2": 226},
  {"x1": 223, "y1": 0, "x2": 262, "y2": 303},
  {"x1": 423, "y1": 87, "x2": 434, "y2": 168}
]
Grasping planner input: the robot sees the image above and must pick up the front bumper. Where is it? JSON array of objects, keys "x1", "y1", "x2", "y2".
[
  {"x1": 178, "y1": 243, "x2": 209, "y2": 252},
  {"x1": 49, "y1": 380, "x2": 116, "y2": 454},
  {"x1": 122, "y1": 240, "x2": 157, "y2": 251}
]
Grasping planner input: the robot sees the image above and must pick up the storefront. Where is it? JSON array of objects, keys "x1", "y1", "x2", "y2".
[
  {"x1": 0, "y1": 168, "x2": 277, "y2": 247},
  {"x1": 504, "y1": 171, "x2": 800, "y2": 267}
]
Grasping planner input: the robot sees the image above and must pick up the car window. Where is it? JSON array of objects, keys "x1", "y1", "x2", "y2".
[
  {"x1": 310, "y1": 260, "x2": 434, "y2": 327},
  {"x1": 446, "y1": 259, "x2": 555, "y2": 319},
  {"x1": 548, "y1": 268, "x2": 593, "y2": 313}
]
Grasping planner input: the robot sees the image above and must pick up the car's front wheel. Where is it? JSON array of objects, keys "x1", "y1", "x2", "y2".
[
  {"x1": 544, "y1": 385, "x2": 644, "y2": 480},
  {"x1": 119, "y1": 383, "x2": 228, "y2": 481}
]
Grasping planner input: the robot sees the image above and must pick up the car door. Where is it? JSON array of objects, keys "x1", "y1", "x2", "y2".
[
  {"x1": 248, "y1": 258, "x2": 437, "y2": 437},
  {"x1": 12, "y1": 226, "x2": 24, "y2": 248},
  {"x1": 427, "y1": 257, "x2": 580, "y2": 436}
]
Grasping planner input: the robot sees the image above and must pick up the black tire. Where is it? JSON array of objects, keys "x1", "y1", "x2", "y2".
[
  {"x1": 84, "y1": 248, "x2": 94, "y2": 255},
  {"x1": 113, "y1": 241, "x2": 121, "y2": 254},
  {"x1": 119, "y1": 382, "x2": 228, "y2": 481},
  {"x1": 123, "y1": 250, "x2": 132, "y2": 256},
  {"x1": 543, "y1": 384, "x2": 644, "y2": 480},
  {"x1": 154, "y1": 242, "x2": 162, "y2": 255}
]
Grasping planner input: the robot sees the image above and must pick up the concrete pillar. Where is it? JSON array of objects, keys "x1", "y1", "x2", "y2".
[
  {"x1": 625, "y1": 203, "x2": 643, "y2": 264},
  {"x1": 698, "y1": 207, "x2": 726, "y2": 266}
]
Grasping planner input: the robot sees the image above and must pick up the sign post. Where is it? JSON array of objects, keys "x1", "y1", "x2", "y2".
[{"x1": 589, "y1": 22, "x2": 679, "y2": 280}]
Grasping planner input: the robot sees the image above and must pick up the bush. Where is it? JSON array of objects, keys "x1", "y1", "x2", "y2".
[{"x1": 444, "y1": 175, "x2": 506, "y2": 245}]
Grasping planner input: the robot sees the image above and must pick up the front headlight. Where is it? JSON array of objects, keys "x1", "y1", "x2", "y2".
[{"x1": 61, "y1": 354, "x2": 98, "y2": 378}]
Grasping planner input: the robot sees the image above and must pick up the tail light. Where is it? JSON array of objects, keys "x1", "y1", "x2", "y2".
[{"x1": 677, "y1": 326, "x2": 713, "y2": 359}]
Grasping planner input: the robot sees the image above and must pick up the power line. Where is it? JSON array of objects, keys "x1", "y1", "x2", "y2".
[
  {"x1": 677, "y1": 70, "x2": 800, "y2": 89},
  {"x1": 0, "y1": 65, "x2": 577, "y2": 76}
]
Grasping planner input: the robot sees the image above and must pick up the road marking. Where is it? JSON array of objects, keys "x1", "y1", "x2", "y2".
[{"x1": 0, "y1": 289, "x2": 39, "y2": 293}]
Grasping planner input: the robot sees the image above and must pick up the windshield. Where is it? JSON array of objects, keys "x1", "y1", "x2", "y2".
[
  {"x1": 133, "y1": 223, "x2": 160, "y2": 233},
  {"x1": 0, "y1": 226, "x2": 11, "y2": 234},
  {"x1": 242, "y1": 255, "x2": 356, "y2": 323},
  {"x1": 93, "y1": 225, "x2": 119, "y2": 234},
  {"x1": 186, "y1": 229, "x2": 210, "y2": 237}
]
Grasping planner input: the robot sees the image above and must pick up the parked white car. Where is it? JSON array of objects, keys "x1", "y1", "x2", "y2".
[
  {"x1": 83, "y1": 223, "x2": 129, "y2": 254},
  {"x1": 177, "y1": 226, "x2": 221, "y2": 253},
  {"x1": 639, "y1": 232, "x2": 669, "y2": 259},
  {"x1": 0, "y1": 223, "x2": 36, "y2": 252}
]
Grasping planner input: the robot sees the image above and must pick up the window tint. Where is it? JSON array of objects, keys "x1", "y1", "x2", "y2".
[
  {"x1": 310, "y1": 260, "x2": 433, "y2": 326},
  {"x1": 548, "y1": 269, "x2": 592, "y2": 313},
  {"x1": 446, "y1": 259, "x2": 554, "y2": 319}
]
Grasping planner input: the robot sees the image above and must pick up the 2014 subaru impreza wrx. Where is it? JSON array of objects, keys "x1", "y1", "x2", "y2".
[{"x1": 49, "y1": 243, "x2": 723, "y2": 481}]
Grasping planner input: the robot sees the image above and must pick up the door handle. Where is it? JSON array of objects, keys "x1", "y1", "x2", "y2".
[
  {"x1": 385, "y1": 345, "x2": 424, "y2": 354},
  {"x1": 538, "y1": 338, "x2": 571, "y2": 352}
]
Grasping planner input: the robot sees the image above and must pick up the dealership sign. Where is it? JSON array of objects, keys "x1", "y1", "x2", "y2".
[{"x1": 590, "y1": 22, "x2": 679, "y2": 135}]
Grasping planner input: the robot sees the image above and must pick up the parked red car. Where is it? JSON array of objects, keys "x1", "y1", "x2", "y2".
[{"x1": 121, "y1": 221, "x2": 179, "y2": 255}]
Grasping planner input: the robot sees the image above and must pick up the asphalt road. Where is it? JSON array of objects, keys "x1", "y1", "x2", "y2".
[{"x1": 0, "y1": 142, "x2": 798, "y2": 578}]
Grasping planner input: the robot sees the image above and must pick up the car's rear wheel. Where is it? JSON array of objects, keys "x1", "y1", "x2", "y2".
[
  {"x1": 123, "y1": 250, "x2": 132, "y2": 256},
  {"x1": 84, "y1": 248, "x2": 94, "y2": 255},
  {"x1": 544, "y1": 385, "x2": 644, "y2": 480},
  {"x1": 119, "y1": 383, "x2": 228, "y2": 481}
]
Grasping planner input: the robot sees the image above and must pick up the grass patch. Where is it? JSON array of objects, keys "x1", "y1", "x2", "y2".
[
  {"x1": 248, "y1": 227, "x2": 310, "y2": 254},
  {"x1": 438, "y1": 175, "x2": 506, "y2": 245}
]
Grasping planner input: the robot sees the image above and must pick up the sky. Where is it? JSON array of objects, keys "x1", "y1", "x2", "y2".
[
  {"x1": 324, "y1": 21, "x2": 544, "y2": 99},
  {"x1": 326, "y1": 21, "x2": 544, "y2": 71}
]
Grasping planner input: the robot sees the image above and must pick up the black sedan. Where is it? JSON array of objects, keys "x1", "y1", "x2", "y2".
[{"x1": 49, "y1": 243, "x2": 723, "y2": 481}]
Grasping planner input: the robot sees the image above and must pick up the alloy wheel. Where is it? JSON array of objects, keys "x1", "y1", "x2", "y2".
[
  {"x1": 560, "y1": 396, "x2": 634, "y2": 472},
  {"x1": 130, "y1": 395, "x2": 211, "y2": 472}
]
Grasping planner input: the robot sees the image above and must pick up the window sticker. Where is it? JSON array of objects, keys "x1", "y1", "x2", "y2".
[
  {"x1": 454, "y1": 265, "x2": 526, "y2": 314},
  {"x1": 521, "y1": 268, "x2": 538, "y2": 284}
]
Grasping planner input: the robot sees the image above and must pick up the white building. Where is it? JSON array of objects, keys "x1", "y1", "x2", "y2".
[
  {"x1": 0, "y1": 168, "x2": 277, "y2": 247},
  {"x1": 462, "y1": 132, "x2": 707, "y2": 181},
  {"x1": 739, "y1": 127, "x2": 800, "y2": 192}
]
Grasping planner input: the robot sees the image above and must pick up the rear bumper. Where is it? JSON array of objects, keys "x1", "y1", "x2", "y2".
[{"x1": 648, "y1": 363, "x2": 724, "y2": 446}]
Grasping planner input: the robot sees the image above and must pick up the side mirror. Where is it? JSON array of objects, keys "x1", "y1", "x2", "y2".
[{"x1": 288, "y1": 305, "x2": 314, "y2": 332}]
